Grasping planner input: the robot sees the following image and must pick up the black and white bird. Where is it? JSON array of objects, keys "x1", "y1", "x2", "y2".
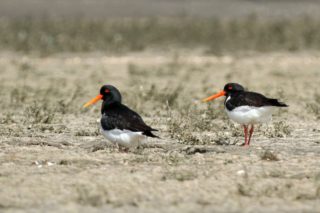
[
  {"x1": 84, "y1": 85, "x2": 159, "y2": 148},
  {"x1": 203, "y1": 83, "x2": 288, "y2": 146}
]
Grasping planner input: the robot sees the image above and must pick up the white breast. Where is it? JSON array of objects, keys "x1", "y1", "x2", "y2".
[
  {"x1": 225, "y1": 105, "x2": 274, "y2": 125},
  {"x1": 101, "y1": 128, "x2": 146, "y2": 147}
]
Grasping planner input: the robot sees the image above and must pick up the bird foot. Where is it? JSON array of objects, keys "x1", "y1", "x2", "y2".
[{"x1": 240, "y1": 143, "x2": 250, "y2": 147}]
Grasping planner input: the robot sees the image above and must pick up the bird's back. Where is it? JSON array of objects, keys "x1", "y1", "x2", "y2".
[
  {"x1": 101, "y1": 102, "x2": 158, "y2": 138},
  {"x1": 226, "y1": 91, "x2": 288, "y2": 111}
]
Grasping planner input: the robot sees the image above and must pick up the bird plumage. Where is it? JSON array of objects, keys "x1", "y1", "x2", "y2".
[
  {"x1": 84, "y1": 85, "x2": 159, "y2": 148},
  {"x1": 204, "y1": 83, "x2": 288, "y2": 146},
  {"x1": 100, "y1": 102, "x2": 158, "y2": 138},
  {"x1": 225, "y1": 91, "x2": 288, "y2": 111}
]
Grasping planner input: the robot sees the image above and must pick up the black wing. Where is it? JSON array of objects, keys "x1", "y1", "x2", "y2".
[
  {"x1": 226, "y1": 91, "x2": 288, "y2": 110},
  {"x1": 101, "y1": 103, "x2": 159, "y2": 138}
]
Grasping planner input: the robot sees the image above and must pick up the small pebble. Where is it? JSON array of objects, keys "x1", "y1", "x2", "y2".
[
  {"x1": 237, "y1": 170, "x2": 246, "y2": 176},
  {"x1": 47, "y1": 162, "x2": 54, "y2": 166}
]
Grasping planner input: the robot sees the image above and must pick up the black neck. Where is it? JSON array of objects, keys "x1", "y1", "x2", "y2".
[
  {"x1": 101, "y1": 101, "x2": 120, "y2": 114},
  {"x1": 224, "y1": 91, "x2": 243, "y2": 111}
]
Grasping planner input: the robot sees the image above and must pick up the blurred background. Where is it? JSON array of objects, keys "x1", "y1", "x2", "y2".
[{"x1": 1, "y1": 0, "x2": 320, "y2": 55}]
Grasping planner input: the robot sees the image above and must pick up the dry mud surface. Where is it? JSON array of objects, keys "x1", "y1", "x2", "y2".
[{"x1": 0, "y1": 51, "x2": 320, "y2": 212}]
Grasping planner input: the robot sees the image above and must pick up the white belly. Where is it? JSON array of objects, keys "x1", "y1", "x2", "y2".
[
  {"x1": 101, "y1": 128, "x2": 146, "y2": 147},
  {"x1": 225, "y1": 106, "x2": 274, "y2": 125}
]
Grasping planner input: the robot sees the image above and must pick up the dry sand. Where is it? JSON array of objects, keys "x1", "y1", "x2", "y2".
[{"x1": 0, "y1": 51, "x2": 320, "y2": 212}]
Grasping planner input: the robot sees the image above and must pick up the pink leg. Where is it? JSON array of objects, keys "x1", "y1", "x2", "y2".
[
  {"x1": 248, "y1": 125, "x2": 254, "y2": 145},
  {"x1": 243, "y1": 125, "x2": 248, "y2": 146}
]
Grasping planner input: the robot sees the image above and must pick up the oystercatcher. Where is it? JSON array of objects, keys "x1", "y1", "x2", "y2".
[
  {"x1": 203, "y1": 83, "x2": 288, "y2": 146},
  {"x1": 83, "y1": 85, "x2": 159, "y2": 148}
]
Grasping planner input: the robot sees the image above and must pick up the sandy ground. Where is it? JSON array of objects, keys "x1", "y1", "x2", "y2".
[{"x1": 0, "y1": 51, "x2": 320, "y2": 212}]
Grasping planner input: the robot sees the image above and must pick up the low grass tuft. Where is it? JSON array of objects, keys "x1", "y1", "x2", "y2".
[
  {"x1": 260, "y1": 150, "x2": 279, "y2": 161},
  {"x1": 306, "y1": 93, "x2": 320, "y2": 120},
  {"x1": 263, "y1": 121, "x2": 292, "y2": 138},
  {"x1": 25, "y1": 101, "x2": 56, "y2": 124}
]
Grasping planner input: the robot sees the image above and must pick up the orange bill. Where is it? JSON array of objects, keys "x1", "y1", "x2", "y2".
[
  {"x1": 83, "y1": 94, "x2": 103, "y2": 108},
  {"x1": 202, "y1": 90, "x2": 226, "y2": 102}
]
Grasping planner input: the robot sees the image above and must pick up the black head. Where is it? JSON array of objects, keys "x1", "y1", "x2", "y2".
[
  {"x1": 223, "y1": 83, "x2": 245, "y2": 96},
  {"x1": 203, "y1": 82, "x2": 245, "y2": 102},
  {"x1": 99, "y1": 85, "x2": 122, "y2": 104},
  {"x1": 83, "y1": 85, "x2": 122, "y2": 109}
]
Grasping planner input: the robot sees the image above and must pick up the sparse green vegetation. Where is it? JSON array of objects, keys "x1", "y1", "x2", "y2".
[
  {"x1": 260, "y1": 150, "x2": 279, "y2": 161},
  {"x1": 24, "y1": 101, "x2": 56, "y2": 124},
  {"x1": 162, "y1": 169, "x2": 197, "y2": 182},
  {"x1": 76, "y1": 184, "x2": 110, "y2": 206},
  {"x1": 2, "y1": 16, "x2": 320, "y2": 55},
  {"x1": 307, "y1": 93, "x2": 320, "y2": 120},
  {"x1": 263, "y1": 121, "x2": 292, "y2": 138}
]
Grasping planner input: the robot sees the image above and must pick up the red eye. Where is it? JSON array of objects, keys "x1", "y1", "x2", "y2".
[
  {"x1": 228, "y1": 86, "x2": 232, "y2": 90},
  {"x1": 105, "y1": 89, "x2": 110, "y2": 93}
]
